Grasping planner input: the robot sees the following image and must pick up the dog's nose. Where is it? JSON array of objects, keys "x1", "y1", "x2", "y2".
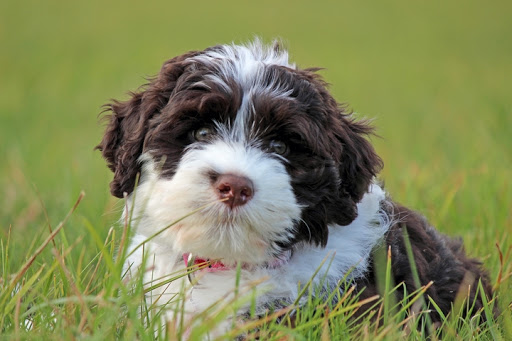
[{"x1": 214, "y1": 174, "x2": 254, "y2": 208}]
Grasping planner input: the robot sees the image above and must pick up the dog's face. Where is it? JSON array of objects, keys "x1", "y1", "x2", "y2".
[{"x1": 98, "y1": 42, "x2": 382, "y2": 264}]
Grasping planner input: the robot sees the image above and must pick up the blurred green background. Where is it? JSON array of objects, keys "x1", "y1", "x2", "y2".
[{"x1": 1, "y1": 0, "x2": 511, "y2": 262}]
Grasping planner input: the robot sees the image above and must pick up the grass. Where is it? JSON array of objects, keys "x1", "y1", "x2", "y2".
[
  {"x1": 1, "y1": 0, "x2": 511, "y2": 339},
  {"x1": 0, "y1": 200, "x2": 507, "y2": 340}
]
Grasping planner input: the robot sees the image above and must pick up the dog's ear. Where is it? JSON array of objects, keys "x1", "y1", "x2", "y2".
[
  {"x1": 313, "y1": 76, "x2": 383, "y2": 227},
  {"x1": 335, "y1": 116, "x2": 383, "y2": 207},
  {"x1": 96, "y1": 51, "x2": 200, "y2": 198},
  {"x1": 319, "y1": 114, "x2": 383, "y2": 229}
]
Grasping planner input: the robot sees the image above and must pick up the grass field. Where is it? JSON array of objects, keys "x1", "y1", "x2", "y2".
[{"x1": 1, "y1": 0, "x2": 511, "y2": 339}]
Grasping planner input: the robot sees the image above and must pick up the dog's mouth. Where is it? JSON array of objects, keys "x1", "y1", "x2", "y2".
[{"x1": 183, "y1": 250, "x2": 292, "y2": 284}]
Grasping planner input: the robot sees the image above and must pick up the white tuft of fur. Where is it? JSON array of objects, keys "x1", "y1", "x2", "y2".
[{"x1": 191, "y1": 39, "x2": 294, "y2": 91}]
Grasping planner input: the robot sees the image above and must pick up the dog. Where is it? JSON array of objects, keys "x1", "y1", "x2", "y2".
[{"x1": 97, "y1": 40, "x2": 494, "y2": 333}]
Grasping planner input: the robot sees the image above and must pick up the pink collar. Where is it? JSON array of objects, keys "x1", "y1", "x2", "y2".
[
  {"x1": 182, "y1": 253, "x2": 229, "y2": 272},
  {"x1": 183, "y1": 250, "x2": 292, "y2": 275}
]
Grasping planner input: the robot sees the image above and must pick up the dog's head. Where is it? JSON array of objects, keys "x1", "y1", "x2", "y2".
[{"x1": 97, "y1": 41, "x2": 382, "y2": 264}]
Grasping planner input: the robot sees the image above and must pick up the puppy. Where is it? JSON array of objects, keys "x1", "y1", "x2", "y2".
[{"x1": 97, "y1": 40, "x2": 494, "y2": 332}]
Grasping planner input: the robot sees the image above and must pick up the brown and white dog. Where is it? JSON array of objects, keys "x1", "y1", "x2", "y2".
[{"x1": 97, "y1": 40, "x2": 494, "y2": 332}]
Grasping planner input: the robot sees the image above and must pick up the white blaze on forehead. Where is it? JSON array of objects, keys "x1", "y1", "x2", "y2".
[
  {"x1": 190, "y1": 40, "x2": 296, "y2": 141},
  {"x1": 191, "y1": 40, "x2": 295, "y2": 89}
]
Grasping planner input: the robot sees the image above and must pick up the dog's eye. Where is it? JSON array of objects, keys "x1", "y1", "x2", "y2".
[
  {"x1": 193, "y1": 127, "x2": 214, "y2": 141},
  {"x1": 269, "y1": 140, "x2": 288, "y2": 155}
]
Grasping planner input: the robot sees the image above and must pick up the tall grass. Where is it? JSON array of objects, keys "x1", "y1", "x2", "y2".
[
  {"x1": 1, "y1": 0, "x2": 511, "y2": 339},
  {"x1": 0, "y1": 195, "x2": 509, "y2": 339}
]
